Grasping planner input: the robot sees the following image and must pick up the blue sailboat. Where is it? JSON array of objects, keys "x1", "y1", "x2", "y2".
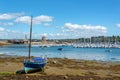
[
  {"x1": 23, "y1": 16, "x2": 47, "y2": 73},
  {"x1": 24, "y1": 57, "x2": 47, "y2": 73}
]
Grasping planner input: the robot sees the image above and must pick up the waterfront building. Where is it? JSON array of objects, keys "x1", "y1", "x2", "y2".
[
  {"x1": 42, "y1": 36, "x2": 47, "y2": 44},
  {"x1": 24, "y1": 34, "x2": 28, "y2": 44}
]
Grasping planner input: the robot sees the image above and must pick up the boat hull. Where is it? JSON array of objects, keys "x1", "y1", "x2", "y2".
[
  {"x1": 23, "y1": 58, "x2": 46, "y2": 73},
  {"x1": 24, "y1": 67, "x2": 44, "y2": 73}
]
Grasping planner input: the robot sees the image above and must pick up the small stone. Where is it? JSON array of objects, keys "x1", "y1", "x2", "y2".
[
  {"x1": 90, "y1": 78, "x2": 93, "y2": 80},
  {"x1": 53, "y1": 60, "x2": 57, "y2": 64},
  {"x1": 64, "y1": 76, "x2": 68, "y2": 79},
  {"x1": 26, "y1": 76, "x2": 29, "y2": 78}
]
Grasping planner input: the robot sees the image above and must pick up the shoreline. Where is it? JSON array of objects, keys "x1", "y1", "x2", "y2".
[
  {"x1": 1, "y1": 42, "x2": 120, "y2": 48},
  {"x1": 0, "y1": 54, "x2": 120, "y2": 62},
  {"x1": 0, "y1": 56, "x2": 120, "y2": 80}
]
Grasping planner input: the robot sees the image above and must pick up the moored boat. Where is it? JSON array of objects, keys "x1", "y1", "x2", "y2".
[
  {"x1": 105, "y1": 49, "x2": 112, "y2": 52},
  {"x1": 24, "y1": 57, "x2": 47, "y2": 73},
  {"x1": 23, "y1": 16, "x2": 47, "y2": 73},
  {"x1": 57, "y1": 48, "x2": 62, "y2": 51}
]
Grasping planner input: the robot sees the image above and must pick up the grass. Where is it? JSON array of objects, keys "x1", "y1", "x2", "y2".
[{"x1": 0, "y1": 72, "x2": 15, "y2": 76}]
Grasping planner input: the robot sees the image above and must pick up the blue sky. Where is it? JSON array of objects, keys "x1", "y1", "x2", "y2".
[{"x1": 0, "y1": 0, "x2": 120, "y2": 39}]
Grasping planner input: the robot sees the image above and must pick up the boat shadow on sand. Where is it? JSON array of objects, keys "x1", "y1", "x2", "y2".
[{"x1": 16, "y1": 68, "x2": 44, "y2": 74}]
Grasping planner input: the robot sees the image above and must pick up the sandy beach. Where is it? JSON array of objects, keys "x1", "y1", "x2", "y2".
[{"x1": 0, "y1": 56, "x2": 120, "y2": 80}]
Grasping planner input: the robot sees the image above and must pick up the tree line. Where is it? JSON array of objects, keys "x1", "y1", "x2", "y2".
[{"x1": 58, "y1": 36, "x2": 120, "y2": 44}]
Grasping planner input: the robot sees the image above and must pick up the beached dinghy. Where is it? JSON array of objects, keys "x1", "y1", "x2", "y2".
[
  {"x1": 24, "y1": 57, "x2": 47, "y2": 73},
  {"x1": 23, "y1": 16, "x2": 47, "y2": 73}
]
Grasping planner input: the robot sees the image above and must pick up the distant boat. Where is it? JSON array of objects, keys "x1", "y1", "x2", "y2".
[
  {"x1": 58, "y1": 48, "x2": 62, "y2": 51},
  {"x1": 23, "y1": 16, "x2": 47, "y2": 73},
  {"x1": 111, "y1": 58, "x2": 116, "y2": 60},
  {"x1": 39, "y1": 45, "x2": 49, "y2": 49},
  {"x1": 105, "y1": 50, "x2": 112, "y2": 52}
]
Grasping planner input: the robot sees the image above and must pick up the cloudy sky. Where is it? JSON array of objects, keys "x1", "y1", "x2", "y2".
[{"x1": 0, "y1": 0, "x2": 120, "y2": 39}]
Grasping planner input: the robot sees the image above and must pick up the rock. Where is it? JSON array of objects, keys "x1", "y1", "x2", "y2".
[
  {"x1": 64, "y1": 76, "x2": 68, "y2": 79},
  {"x1": 26, "y1": 76, "x2": 29, "y2": 78},
  {"x1": 53, "y1": 60, "x2": 57, "y2": 64},
  {"x1": 90, "y1": 78, "x2": 93, "y2": 80}
]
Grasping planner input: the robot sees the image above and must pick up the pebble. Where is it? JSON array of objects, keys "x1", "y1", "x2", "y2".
[{"x1": 64, "y1": 76, "x2": 68, "y2": 79}]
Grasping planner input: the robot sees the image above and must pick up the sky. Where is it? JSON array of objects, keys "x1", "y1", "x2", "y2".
[{"x1": 0, "y1": 0, "x2": 120, "y2": 39}]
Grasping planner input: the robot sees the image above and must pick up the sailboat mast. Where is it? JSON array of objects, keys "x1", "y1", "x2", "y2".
[{"x1": 28, "y1": 16, "x2": 33, "y2": 60}]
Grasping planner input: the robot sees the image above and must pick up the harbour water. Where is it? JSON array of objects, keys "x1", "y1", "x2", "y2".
[{"x1": 0, "y1": 44, "x2": 120, "y2": 62}]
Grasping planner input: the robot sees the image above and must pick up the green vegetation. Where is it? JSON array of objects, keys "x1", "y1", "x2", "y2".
[
  {"x1": 0, "y1": 72, "x2": 15, "y2": 76},
  {"x1": 58, "y1": 36, "x2": 120, "y2": 44}
]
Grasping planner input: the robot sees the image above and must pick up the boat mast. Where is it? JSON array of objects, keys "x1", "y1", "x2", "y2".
[{"x1": 28, "y1": 16, "x2": 33, "y2": 60}]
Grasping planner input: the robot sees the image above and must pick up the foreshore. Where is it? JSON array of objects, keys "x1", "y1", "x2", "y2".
[
  {"x1": 0, "y1": 41, "x2": 11, "y2": 46},
  {"x1": 0, "y1": 56, "x2": 120, "y2": 80}
]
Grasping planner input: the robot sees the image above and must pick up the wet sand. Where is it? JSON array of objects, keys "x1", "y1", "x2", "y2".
[
  {"x1": 0, "y1": 41, "x2": 11, "y2": 46},
  {"x1": 0, "y1": 56, "x2": 120, "y2": 80}
]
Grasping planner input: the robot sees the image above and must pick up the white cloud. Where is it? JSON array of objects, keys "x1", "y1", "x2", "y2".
[
  {"x1": 0, "y1": 13, "x2": 109, "y2": 39},
  {"x1": 0, "y1": 22, "x2": 14, "y2": 26},
  {"x1": 31, "y1": 33, "x2": 65, "y2": 39},
  {"x1": 0, "y1": 22, "x2": 2, "y2": 25},
  {"x1": 0, "y1": 27, "x2": 5, "y2": 31},
  {"x1": 4, "y1": 22, "x2": 14, "y2": 26},
  {"x1": 6, "y1": 29, "x2": 18, "y2": 33},
  {"x1": 15, "y1": 16, "x2": 31, "y2": 24},
  {"x1": 0, "y1": 13, "x2": 24, "y2": 26},
  {"x1": 62, "y1": 23, "x2": 107, "y2": 38},
  {"x1": 64, "y1": 23, "x2": 107, "y2": 32},
  {"x1": 116, "y1": 24, "x2": 120, "y2": 28},
  {"x1": 43, "y1": 23, "x2": 51, "y2": 26},
  {"x1": 46, "y1": 33, "x2": 66, "y2": 39},
  {"x1": 0, "y1": 13, "x2": 24, "y2": 20},
  {"x1": 33, "y1": 15, "x2": 53, "y2": 24},
  {"x1": 0, "y1": 27, "x2": 27, "y2": 39},
  {"x1": 2, "y1": 29, "x2": 26, "y2": 39},
  {"x1": 31, "y1": 22, "x2": 108, "y2": 39},
  {"x1": 42, "y1": 33, "x2": 48, "y2": 36},
  {"x1": 15, "y1": 15, "x2": 53, "y2": 24}
]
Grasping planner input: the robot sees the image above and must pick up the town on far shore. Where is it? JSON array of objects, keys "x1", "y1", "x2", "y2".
[{"x1": 0, "y1": 35, "x2": 120, "y2": 48}]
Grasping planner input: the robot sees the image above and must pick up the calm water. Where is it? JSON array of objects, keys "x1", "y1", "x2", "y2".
[{"x1": 0, "y1": 44, "x2": 120, "y2": 61}]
